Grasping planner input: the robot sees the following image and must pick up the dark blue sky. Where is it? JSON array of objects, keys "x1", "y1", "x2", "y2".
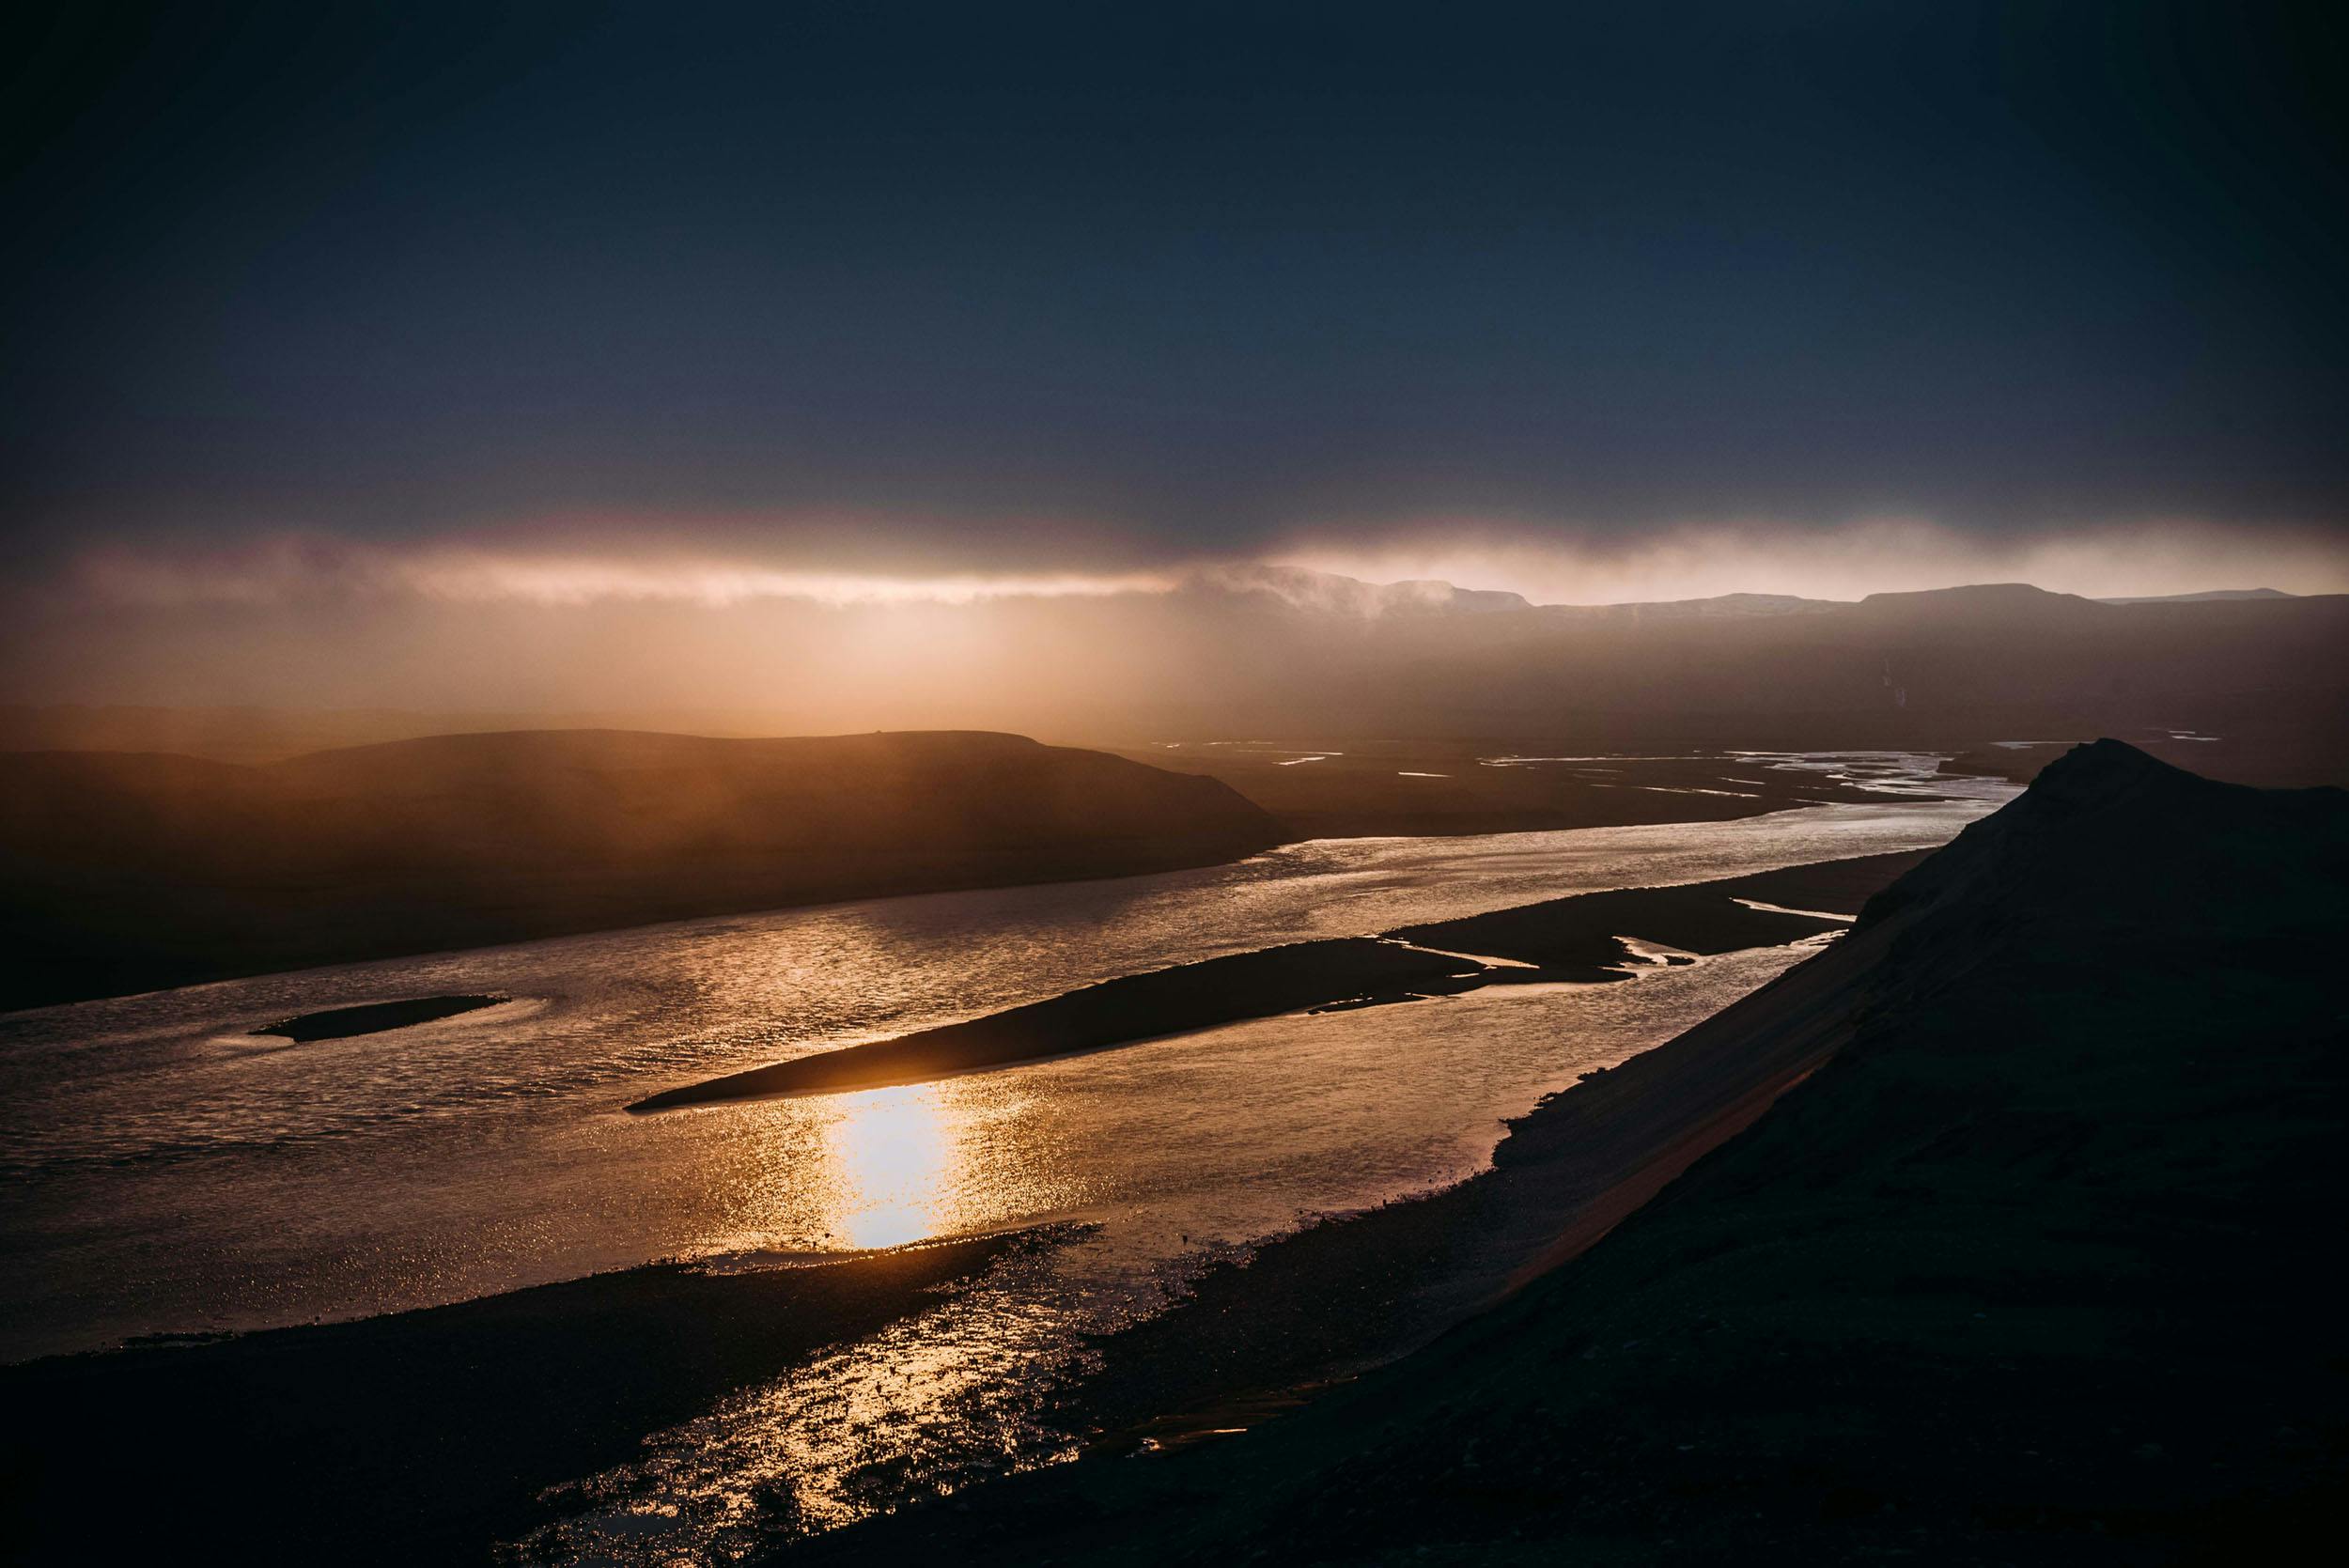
[{"x1": 6, "y1": 1, "x2": 2344, "y2": 579}]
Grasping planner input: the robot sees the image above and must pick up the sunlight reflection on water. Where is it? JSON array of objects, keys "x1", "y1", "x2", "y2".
[
  {"x1": 822, "y1": 1087, "x2": 954, "y2": 1250},
  {"x1": 510, "y1": 944, "x2": 1831, "y2": 1564},
  {"x1": 0, "y1": 755, "x2": 2017, "y2": 1563}
]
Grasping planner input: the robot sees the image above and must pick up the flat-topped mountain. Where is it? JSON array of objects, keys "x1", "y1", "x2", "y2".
[
  {"x1": 1851, "y1": 580, "x2": 2104, "y2": 619},
  {"x1": 0, "y1": 729, "x2": 1280, "y2": 1010}
]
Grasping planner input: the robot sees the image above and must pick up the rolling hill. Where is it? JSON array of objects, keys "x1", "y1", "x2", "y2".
[{"x1": 0, "y1": 729, "x2": 1281, "y2": 1009}]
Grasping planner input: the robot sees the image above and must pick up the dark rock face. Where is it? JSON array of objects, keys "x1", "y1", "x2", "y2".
[
  {"x1": 0, "y1": 729, "x2": 1282, "y2": 1009},
  {"x1": 800, "y1": 742, "x2": 2349, "y2": 1564}
]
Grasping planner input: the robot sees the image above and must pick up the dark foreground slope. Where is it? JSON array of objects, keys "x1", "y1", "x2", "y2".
[
  {"x1": 0, "y1": 1233, "x2": 1030, "y2": 1566},
  {"x1": 0, "y1": 729, "x2": 1280, "y2": 1009},
  {"x1": 795, "y1": 742, "x2": 2349, "y2": 1565}
]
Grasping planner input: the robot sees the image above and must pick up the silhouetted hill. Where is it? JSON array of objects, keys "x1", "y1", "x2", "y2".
[
  {"x1": 0, "y1": 730, "x2": 1280, "y2": 1009},
  {"x1": 1538, "y1": 590, "x2": 1844, "y2": 620},
  {"x1": 2098, "y1": 586, "x2": 2295, "y2": 604},
  {"x1": 803, "y1": 742, "x2": 2349, "y2": 1563},
  {"x1": 1143, "y1": 577, "x2": 2349, "y2": 786},
  {"x1": 1852, "y1": 580, "x2": 2104, "y2": 622},
  {"x1": 8, "y1": 579, "x2": 2341, "y2": 787}
]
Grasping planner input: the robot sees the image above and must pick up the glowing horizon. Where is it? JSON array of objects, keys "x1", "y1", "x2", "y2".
[{"x1": 44, "y1": 514, "x2": 2349, "y2": 614}]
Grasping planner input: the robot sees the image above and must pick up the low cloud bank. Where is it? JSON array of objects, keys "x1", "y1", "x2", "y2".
[{"x1": 50, "y1": 515, "x2": 2349, "y2": 613}]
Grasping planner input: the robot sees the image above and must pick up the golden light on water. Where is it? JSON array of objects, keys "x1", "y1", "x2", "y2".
[
  {"x1": 704, "y1": 1074, "x2": 1068, "y2": 1264},
  {"x1": 818, "y1": 1086, "x2": 957, "y2": 1250}
]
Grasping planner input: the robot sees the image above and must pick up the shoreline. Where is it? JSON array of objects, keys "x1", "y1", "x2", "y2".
[
  {"x1": 775, "y1": 741, "x2": 2349, "y2": 1565},
  {"x1": 7, "y1": 845, "x2": 1937, "y2": 1564},
  {"x1": 0, "y1": 1230, "x2": 1042, "y2": 1564},
  {"x1": 629, "y1": 852, "x2": 1921, "y2": 1110},
  {"x1": 1024, "y1": 892, "x2": 1899, "y2": 1460},
  {"x1": 6, "y1": 741, "x2": 1998, "y2": 1015},
  {"x1": 255, "y1": 992, "x2": 509, "y2": 1041},
  {"x1": 769, "y1": 849, "x2": 1932, "y2": 1563},
  {"x1": 0, "y1": 833, "x2": 1282, "y2": 1015}
]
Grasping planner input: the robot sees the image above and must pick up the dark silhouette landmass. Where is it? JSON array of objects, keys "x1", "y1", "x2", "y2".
[
  {"x1": 0, "y1": 729, "x2": 1281, "y2": 1011},
  {"x1": 787, "y1": 742, "x2": 2349, "y2": 1564},
  {"x1": 1119, "y1": 581, "x2": 2348, "y2": 802},
  {"x1": 8, "y1": 579, "x2": 2342, "y2": 796},
  {"x1": 0, "y1": 1232, "x2": 1034, "y2": 1566},
  {"x1": 253, "y1": 994, "x2": 508, "y2": 1041},
  {"x1": 1111, "y1": 742, "x2": 1935, "y2": 841},
  {"x1": 629, "y1": 853, "x2": 1922, "y2": 1110},
  {"x1": 2095, "y1": 586, "x2": 2295, "y2": 603}
]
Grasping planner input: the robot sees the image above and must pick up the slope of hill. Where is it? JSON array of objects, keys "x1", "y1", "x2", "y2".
[
  {"x1": 2098, "y1": 587, "x2": 2295, "y2": 604},
  {"x1": 799, "y1": 741, "x2": 2349, "y2": 1563},
  {"x1": 0, "y1": 730, "x2": 1281, "y2": 1010}
]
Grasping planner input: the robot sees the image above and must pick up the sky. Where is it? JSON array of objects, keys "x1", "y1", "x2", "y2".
[{"x1": 4, "y1": 1, "x2": 2346, "y2": 691}]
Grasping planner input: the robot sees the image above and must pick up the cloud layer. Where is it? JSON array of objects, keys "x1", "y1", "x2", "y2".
[{"x1": 51, "y1": 515, "x2": 2349, "y2": 614}]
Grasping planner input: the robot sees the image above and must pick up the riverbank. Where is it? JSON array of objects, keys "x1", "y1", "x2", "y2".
[
  {"x1": 0, "y1": 843, "x2": 1951, "y2": 1567},
  {"x1": 929, "y1": 853, "x2": 1924, "y2": 1466},
  {"x1": 4, "y1": 783, "x2": 2006, "y2": 1368},
  {"x1": 0, "y1": 729, "x2": 1282, "y2": 1011},
  {"x1": 778, "y1": 742, "x2": 2349, "y2": 1564},
  {"x1": 1112, "y1": 739, "x2": 1937, "y2": 839},
  {"x1": 0, "y1": 1230, "x2": 1040, "y2": 1565}
]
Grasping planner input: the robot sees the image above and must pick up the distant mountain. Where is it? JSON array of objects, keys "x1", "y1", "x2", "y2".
[
  {"x1": 814, "y1": 741, "x2": 2349, "y2": 1562},
  {"x1": 1853, "y1": 580, "x2": 2104, "y2": 618},
  {"x1": 0, "y1": 730, "x2": 1281, "y2": 1010},
  {"x1": 8, "y1": 576, "x2": 2341, "y2": 785},
  {"x1": 1133, "y1": 576, "x2": 2348, "y2": 784},
  {"x1": 1204, "y1": 568, "x2": 2312, "y2": 621},
  {"x1": 1534, "y1": 590, "x2": 1846, "y2": 620},
  {"x1": 1190, "y1": 566, "x2": 1844, "y2": 620},
  {"x1": 2097, "y1": 586, "x2": 2297, "y2": 604}
]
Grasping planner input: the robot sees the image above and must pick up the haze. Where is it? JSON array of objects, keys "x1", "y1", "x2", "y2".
[{"x1": 6, "y1": 2, "x2": 2345, "y2": 723}]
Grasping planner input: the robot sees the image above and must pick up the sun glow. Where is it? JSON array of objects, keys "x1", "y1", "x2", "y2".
[
  {"x1": 819, "y1": 1085, "x2": 957, "y2": 1250},
  {"x1": 72, "y1": 540, "x2": 1177, "y2": 608}
]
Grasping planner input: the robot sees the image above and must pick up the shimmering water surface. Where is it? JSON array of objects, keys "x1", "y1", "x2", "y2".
[{"x1": 0, "y1": 753, "x2": 2011, "y2": 1557}]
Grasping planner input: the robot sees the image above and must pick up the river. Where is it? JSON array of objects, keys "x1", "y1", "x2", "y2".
[{"x1": 0, "y1": 752, "x2": 2012, "y2": 1558}]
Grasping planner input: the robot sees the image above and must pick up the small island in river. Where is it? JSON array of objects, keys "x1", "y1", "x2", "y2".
[
  {"x1": 255, "y1": 994, "x2": 510, "y2": 1043},
  {"x1": 629, "y1": 852, "x2": 1928, "y2": 1111}
]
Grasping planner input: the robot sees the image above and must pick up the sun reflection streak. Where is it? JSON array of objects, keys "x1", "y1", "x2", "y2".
[{"x1": 821, "y1": 1086, "x2": 953, "y2": 1250}]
